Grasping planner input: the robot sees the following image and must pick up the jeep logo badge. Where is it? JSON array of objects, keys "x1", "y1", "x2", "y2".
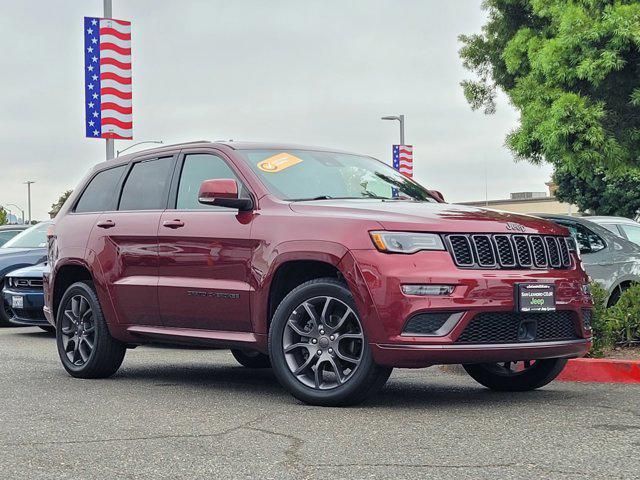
[{"x1": 506, "y1": 222, "x2": 526, "y2": 232}]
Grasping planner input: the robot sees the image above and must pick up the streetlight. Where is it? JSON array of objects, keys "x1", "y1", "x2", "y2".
[
  {"x1": 381, "y1": 115, "x2": 405, "y2": 145},
  {"x1": 117, "y1": 140, "x2": 163, "y2": 157},
  {"x1": 24, "y1": 181, "x2": 34, "y2": 224},
  {"x1": 5, "y1": 203, "x2": 25, "y2": 224}
]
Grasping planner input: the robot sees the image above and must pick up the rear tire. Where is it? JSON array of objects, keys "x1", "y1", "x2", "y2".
[
  {"x1": 56, "y1": 281, "x2": 126, "y2": 379},
  {"x1": 231, "y1": 348, "x2": 271, "y2": 368},
  {"x1": 269, "y1": 278, "x2": 392, "y2": 406},
  {"x1": 463, "y1": 358, "x2": 568, "y2": 391}
]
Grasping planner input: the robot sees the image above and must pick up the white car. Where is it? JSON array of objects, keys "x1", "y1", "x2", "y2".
[{"x1": 587, "y1": 216, "x2": 640, "y2": 246}]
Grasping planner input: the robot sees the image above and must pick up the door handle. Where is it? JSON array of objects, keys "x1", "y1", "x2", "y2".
[
  {"x1": 163, "y1": 219, "x2": 185, "y2": 229},
  {"x1": 97, "y1": 220, "x2": 115, "y2": 229}
]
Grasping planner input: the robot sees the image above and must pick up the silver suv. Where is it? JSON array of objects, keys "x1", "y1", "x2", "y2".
[
  {"x1": 538, "y1": 215, "x2": 640, "y2": 306},
  {"x1": 586, "y1": 216, "x2": 640, "y2": 246}
]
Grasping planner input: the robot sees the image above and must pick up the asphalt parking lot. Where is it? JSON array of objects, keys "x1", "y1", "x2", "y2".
[{"x1": 1, "y1": 327, "x2": 639, "y2": 480}]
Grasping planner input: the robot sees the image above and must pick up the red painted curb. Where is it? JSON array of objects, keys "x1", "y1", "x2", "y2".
[{"x1": 557, "y1": 358, "x2": 640, "y2": 384}]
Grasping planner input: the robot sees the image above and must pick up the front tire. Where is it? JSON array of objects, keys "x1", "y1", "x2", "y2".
[
  {"x1": 56, "y1": 281, "x2": 126, "y2": 378},
  {"x1": 269, "y1": 278, "x2": 392, "y2": 406},
  {"x1": 463, "y1": 358, "x2": 568, "y2": 391},
  {"x1": 231, "y1": 348, "x2": 271, "y2": 368}
]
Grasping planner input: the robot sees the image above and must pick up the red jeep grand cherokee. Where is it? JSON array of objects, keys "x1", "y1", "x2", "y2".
[{"x1": 44, "y1": 141, "x2": 592, "y2": 406}]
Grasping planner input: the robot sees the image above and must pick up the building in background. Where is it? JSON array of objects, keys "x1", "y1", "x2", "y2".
[{"x1": 459, "y1": 181, "x2": 579, "y2": 216}]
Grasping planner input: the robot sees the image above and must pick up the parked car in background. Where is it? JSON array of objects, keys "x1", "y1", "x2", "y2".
[
  {"x1": 587, "y1": 216, "x2": 640, "y2": 246},
  {"x1": 0, "y1": 225, "x2": 29, "y2": 247},
  {"x1": 537, "y1": 215, "x2": 640, "y2": 306},
  {"x1": 0, "y1": 221, "x2": 50, "y2": 326},
  {"x1": 3, "y1": 263, "x2": 52, "y2": 332}
]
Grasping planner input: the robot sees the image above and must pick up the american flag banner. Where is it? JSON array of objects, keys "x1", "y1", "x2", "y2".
[
  {"x1": 392, "y1": 145, "x2": 413, "y2": 178},
  {"x1": 84, "y1": 17, "x2": 132, "y2": 139}
]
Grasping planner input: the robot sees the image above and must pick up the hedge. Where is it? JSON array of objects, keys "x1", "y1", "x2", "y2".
[{"x1": 589, "y1": 283, "x2": 640, "y2": 357}]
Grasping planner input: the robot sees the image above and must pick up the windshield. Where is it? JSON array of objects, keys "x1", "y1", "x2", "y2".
[
  {"x1": 2, "y1": 222, "x2": 50, "y2": 249},
  {"x1": 236, "y1": 149, "x2": 436, "y2": 202}
]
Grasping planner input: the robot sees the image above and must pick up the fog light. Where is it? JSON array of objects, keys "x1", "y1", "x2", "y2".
[{"x1": 401, "y1": 284, "x2": 455, "y2": 296}]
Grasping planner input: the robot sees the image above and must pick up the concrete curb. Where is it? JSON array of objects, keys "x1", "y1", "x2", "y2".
[{"x1": 557, "y1": 358, "x2": 640, "y2": 384}]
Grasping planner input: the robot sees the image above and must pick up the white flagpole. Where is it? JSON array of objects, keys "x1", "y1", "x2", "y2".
[{"x1": 104, "y1": 0, "x2": 115, "y2": 160}]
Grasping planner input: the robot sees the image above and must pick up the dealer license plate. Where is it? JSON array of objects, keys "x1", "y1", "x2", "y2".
[
  {"x1": 517, "y1": 284, "x2": 555, "y2": 312},
  {"x1": 11, "y1": 296, "x2": 24, "y2": 309}
]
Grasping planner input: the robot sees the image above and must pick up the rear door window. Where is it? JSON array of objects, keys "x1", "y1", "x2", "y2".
[
  {"x1": 119, "y1": 157, "x2": 175, "y2": 211},
  {"x1": 75, "y1": 165, "x2": 126, "y2": 213}
]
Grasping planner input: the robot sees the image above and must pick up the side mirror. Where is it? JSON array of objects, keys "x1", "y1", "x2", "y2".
[
  {"x1": 429, "y1": 190, "x2": 445, "y2": 203},
  {"x1": 198, "y1": 179, "x2": 253, "y2": 211}
]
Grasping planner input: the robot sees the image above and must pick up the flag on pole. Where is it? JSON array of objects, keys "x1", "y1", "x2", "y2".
[
  {"x1": 84, "y1": 17, "x2": 133, "y2": 139},
  {"x1": 392, "y1": 145, "x2": 413, "y2": 178}
]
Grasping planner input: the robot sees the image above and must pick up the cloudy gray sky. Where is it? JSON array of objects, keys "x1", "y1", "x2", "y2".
[{"x1": 0, "y1": 0, "x2": 553, "y2": 221}]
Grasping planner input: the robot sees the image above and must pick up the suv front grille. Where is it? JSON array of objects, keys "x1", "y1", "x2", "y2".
[
  {"x1": 455, "y1": 311, "x2": 579, "y2": 344},
  {"x1": 445, "y1": 234, "x2": 572, "y2": 270}
]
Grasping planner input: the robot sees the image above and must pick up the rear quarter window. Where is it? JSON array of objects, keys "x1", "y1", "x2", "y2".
[{"x1": 75, "y1": 165, "x2": 126, "y2": 213}]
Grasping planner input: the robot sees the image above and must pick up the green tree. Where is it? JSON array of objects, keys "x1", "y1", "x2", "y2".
[
  {"x1": 554, "y1": 166, "x2": 640, "y2": 217},
  {"x1": 0, "y1": 207, "x2": 7, "y2": 226},
  {"x1": 49, "y1": 190, "x2": 73, "y2": 218},
  {"x1": 459, "y1": 0, "x2": 640, "y2": 214}
]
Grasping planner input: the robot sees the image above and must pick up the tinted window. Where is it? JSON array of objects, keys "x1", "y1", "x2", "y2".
[
  {"x1": 176, "y1": 154, "x2": 241, "y2": 210},
  {"x1": 2, "y1": 222, "x2": 50, "y2": 249},
  {"x1": 119, "y1": 157, "x2": 174, "y2": 211},
  {"x1": 621, "y1": 224, "x2": 640, "y2": 245},
  {"x1": 75, "y1": 166, "x2": 126, "y2": 213},
  {"x1": 558, "y1": 221, "x2": 606, "y2": 254}
]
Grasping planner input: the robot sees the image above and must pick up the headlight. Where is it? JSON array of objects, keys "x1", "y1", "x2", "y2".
[{"x1": 370, "y1": 231, "x2": 445, "y2": 254}]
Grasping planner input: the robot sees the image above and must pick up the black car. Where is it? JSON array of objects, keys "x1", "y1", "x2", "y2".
[
  {"x1": 3, "y1": 263, "x2": 52, "y2": 332},
  {"x1": 0, "y1": 222, "x2": 50, "y2": 326}
]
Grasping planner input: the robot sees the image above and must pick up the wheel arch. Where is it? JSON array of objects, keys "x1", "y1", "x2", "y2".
[
  {"x1": 254, "y1": 240, "x2": 350, "y2": 336},
  {"x1": 52, "y1": 261, "x2": 94, "y2": 323}
]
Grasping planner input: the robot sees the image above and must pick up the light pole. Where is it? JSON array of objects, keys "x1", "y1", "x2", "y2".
[
  {"x1": 381, "y1": 115, "x2": 405, "y2": 145},
  {"x1": 104, "y1": 0, "x2": 115, "y2": 160},
  {"x1": 24, "y1": 181, "x2": 34, "y2": 224},
  {"x1": 117, "y1": 140, "x2": 163, "y2": 157}
]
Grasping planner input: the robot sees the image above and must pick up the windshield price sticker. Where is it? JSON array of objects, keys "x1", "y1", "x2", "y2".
[
  {"x1": 257, "y1": 153, "x2": 303, "y2": 173},
  {"x1": 517, "y1": 284, "x2": 556, "y2": 312}
]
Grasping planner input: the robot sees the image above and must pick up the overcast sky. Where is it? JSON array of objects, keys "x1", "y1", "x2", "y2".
[{"x1": 0, "y1": 0, "x2": 553, "y2": 221}]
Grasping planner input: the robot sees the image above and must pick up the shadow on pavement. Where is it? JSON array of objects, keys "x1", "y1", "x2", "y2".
[{"x1": 112, "y1": 362, "x2": 584, "y2": 409}]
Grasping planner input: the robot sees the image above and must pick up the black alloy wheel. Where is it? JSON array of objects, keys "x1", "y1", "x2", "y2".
[
  {"x1": 269, "y1": 278, "x2": 392, "y2": 406},
  {"x1": 56, "y1": 281, "x2": 126, "y2": 378}
]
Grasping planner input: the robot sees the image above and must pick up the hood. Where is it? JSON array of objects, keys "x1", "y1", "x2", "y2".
[
  {"x1": 5, "y1": 263, "x2": 47, "y2": 279},
  {"x1": 289, "y1": 200, "x2": 568, "y2": 235},
  {"x1": 0, "y1": 247, "x2": 47, "y2": 276}
]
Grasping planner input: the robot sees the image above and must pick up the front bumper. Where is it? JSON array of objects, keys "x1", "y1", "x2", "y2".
[
  {"x1": 3, "y1": 287, "x2": 47, "y2": 326},
  {"x1": 372, "y1": 339, "x2": 591, "y2": 368},
  {"x1": 340, "y1": 249, "x2": 593, "y2": 368}
]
